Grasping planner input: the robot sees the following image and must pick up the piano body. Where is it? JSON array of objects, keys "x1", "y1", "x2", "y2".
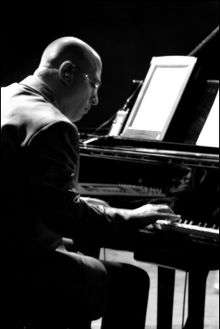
[{"x1": 78, "y1": 27, "x2": 219, "y2": 329}]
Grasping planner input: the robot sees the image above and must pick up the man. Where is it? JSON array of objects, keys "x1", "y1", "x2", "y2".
[{"x1": 1, "y1": 36, "x2": 180, "y2": 329}]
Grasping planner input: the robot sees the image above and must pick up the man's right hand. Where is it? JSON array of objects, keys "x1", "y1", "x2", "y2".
[{"x1": 129, "y1": 203, "x2": 181, "y2": 229}]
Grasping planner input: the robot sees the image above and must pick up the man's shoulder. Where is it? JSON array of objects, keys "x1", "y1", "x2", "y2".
[
  {"x1": 1, "y1": 82, "x2": 77, "y2": 146},
  {"x1": 21, "y1": 103, "x2": 77, "y2": 146},
  {"x1": 2, "y1": 81, "x2": 69, "y2": 123}
]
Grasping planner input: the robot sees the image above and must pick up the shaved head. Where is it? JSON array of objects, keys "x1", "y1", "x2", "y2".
[
  {"x1": 34, "y1": 36, "x2": 103, "y2": 122},
  {"x1": 39, "y1": 36, "x2": 102, "y2": 73}
]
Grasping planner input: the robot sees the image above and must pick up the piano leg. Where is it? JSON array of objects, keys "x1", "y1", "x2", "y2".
[
  {"x1": 157, "y1": 266, "x2": 175, "y2": 329},
  {"x1": 183, "y1": 269, "x2": 209, "y2": 329}
]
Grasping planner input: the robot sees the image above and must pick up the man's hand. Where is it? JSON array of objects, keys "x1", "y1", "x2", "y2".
[
  {"x1": 81, "y1": 196, "x2": 110, "y2": 207},
  {"x1": 129, "y1": 204, "x2": 181, "y2": 228}
]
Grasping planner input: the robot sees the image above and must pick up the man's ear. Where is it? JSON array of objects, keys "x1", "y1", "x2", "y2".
[{"x1": 58, "y1": 61, "x2": 76, "y2": 85}]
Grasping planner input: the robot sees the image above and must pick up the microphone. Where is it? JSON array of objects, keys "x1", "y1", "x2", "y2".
[{"x1": 132, "y1": 79, "x2": 143, "y2": 84}]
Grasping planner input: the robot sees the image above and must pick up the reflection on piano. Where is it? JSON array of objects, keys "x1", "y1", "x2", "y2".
[
  {"x1": 79, "y1": 26, "x2": 219, "y2": 329},
  {"x1": 156, "y1": 219, "x2": 219, "y2": 244}
]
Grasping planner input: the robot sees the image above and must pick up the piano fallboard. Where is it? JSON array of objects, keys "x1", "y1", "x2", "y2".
[{"x1": 80, "y1": 142, "x2": 219, "y2": 169}]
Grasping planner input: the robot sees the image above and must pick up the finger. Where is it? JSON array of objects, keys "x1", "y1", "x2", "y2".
[
  {"x1": 158, "y1": 213, "x2": 181, "y2": 222},
  {"x1": 145, "y1": 223, "x2": 162, "y2": 231},
  {"x1": 157, "y1": 205, "x2": 174, "y2": 214},
  {"x1": 147, "y1": 213, "x2": 181, "y2": 224}
]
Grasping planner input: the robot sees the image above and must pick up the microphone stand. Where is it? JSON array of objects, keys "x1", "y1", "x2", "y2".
[{"x1": 94, "y1": 80, "x2": 143, "y2": 135}]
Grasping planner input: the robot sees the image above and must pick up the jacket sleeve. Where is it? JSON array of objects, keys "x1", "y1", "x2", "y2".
[{"x1": 26, "y1": 121, "x2": 135, "y2": 251}]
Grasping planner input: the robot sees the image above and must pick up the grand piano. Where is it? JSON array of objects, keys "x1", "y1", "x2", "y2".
[{"x1": 78, "y1": 27, "x2": 219, "y2": 329}]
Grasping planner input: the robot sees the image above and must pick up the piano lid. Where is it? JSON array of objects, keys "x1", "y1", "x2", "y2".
[
  {"x1": 82, "y1": 26, "x2": 219, "y2": 151},
  {"x1": 157, "y1": 25, "x2": 219, "y2": 145},
  {"x1": 188, "y1": 25, "x2": 219, "y2": 81}
]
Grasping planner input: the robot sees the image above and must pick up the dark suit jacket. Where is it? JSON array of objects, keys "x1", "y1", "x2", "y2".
[{"x1": 1, "y1": 75, "x2": 133, "y2": 264}]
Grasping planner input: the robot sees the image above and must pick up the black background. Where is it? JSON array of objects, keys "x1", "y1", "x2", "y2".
[{"x1": 2, "y1": 0, "x2": 219, "y2": 133}]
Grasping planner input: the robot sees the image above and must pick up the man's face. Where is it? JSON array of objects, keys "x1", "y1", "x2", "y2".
[{"x1": 64, "y1": 63, "x2": 102, "y2": 122}]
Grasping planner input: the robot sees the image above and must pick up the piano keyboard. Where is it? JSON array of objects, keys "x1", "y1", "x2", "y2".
[{"x1": 156, "y1": 219, "x2": 219, "y2": 243}]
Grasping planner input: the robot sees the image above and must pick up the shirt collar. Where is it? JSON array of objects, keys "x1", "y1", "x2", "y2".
[{"x1": 19, "y1": 75, "x2": 57, "y2": 106}]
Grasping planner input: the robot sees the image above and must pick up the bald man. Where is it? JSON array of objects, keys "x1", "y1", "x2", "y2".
[{"x1": 1, "y1": 37, "x2": 180, "y2": 329}]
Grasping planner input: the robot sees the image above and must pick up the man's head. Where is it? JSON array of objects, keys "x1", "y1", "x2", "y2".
[{"x1": 35, "y1": 37, "x2": 102, "y2": 122}]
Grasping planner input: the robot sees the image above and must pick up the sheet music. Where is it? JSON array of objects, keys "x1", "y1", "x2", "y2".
[
  {"x1": 131, "y1": 66, "x2": 190, "y2": 132},
  {"x1": 197, "y1": 90, "x2": 219, "y2": 147}
]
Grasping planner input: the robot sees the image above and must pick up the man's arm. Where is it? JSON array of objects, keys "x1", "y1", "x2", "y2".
[
  {"x1": 27, "y1": 121, "x2": 180, "y2": 251},
  {"x1": 26, "y1": 121, "x2": 134, "y2": 250}
]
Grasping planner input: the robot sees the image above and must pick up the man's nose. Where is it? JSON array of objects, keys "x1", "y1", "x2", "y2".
[{"x1": 90, "y1": 93, "x2": 99, "y2": 106}]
